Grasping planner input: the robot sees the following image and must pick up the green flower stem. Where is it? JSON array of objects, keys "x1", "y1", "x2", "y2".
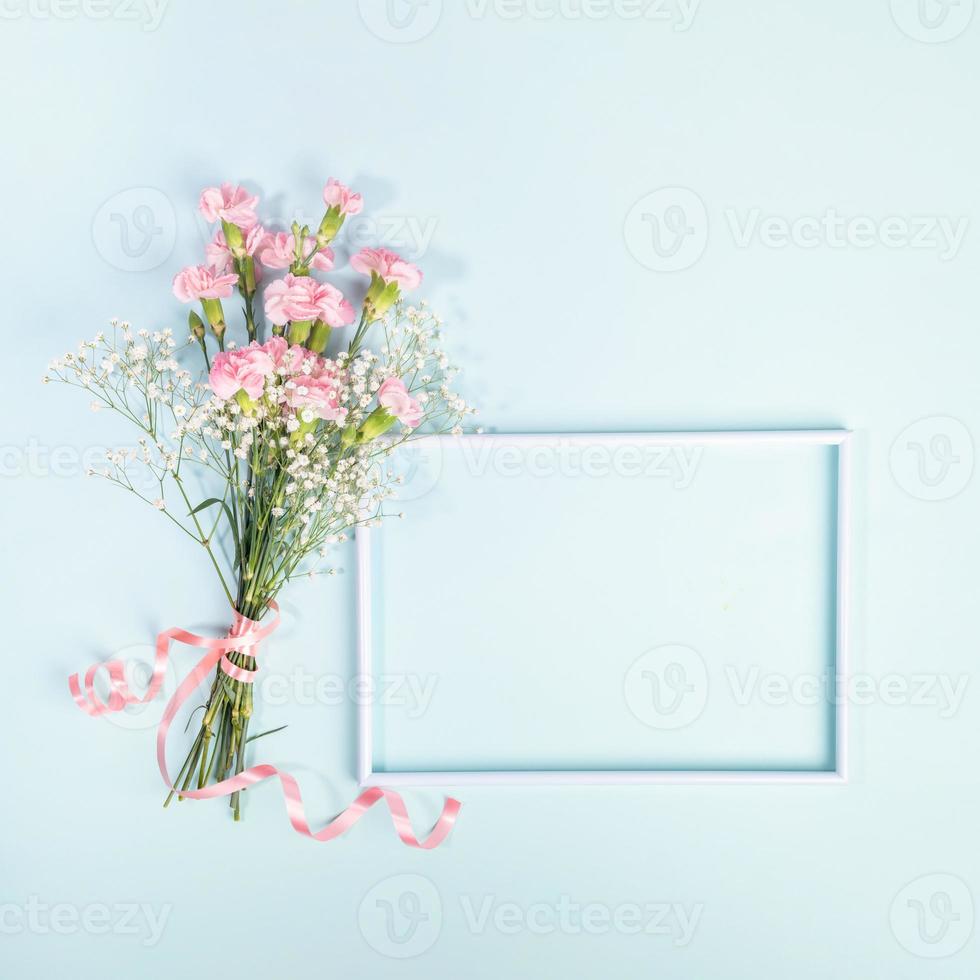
[
  {"x1": 172, "y1": 472, "x2": 235, "y2": 608},
  {"x1": 346, "y1": 310, "x2": 371, "y2": 361},
  {"x1": 163, "y1": 726, "x2": 205, "y2": 808}
]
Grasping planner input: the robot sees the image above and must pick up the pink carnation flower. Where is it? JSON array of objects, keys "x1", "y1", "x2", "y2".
[
  {"x1": 172, "y1": 265, "x2": 239, "y2": 303},
  {"x1": 258, "y1": 232, "x2": 335, "y2": 272},
  {"x1": 208, "y1": 343, "x2": 276, "y2": 401},
  {"x1": 262, "y1": 336, "x2": 310, "y2": 374},
  {"x1": 286, "y1": 360, "x2": 346, "y2": 423},
  {"x1": 350, "y1": 247, "x2": 422, "y2": 290},
  {"x1": 377, "y1": 376, "x2": 423, "y2": 428},
  {"x1": 198, "y1": 183, "x2": 259, "y2": 228},
  {"x1": 322, "y1": 178, "x2": 363, "y2": 216},
  {"x1": 206, "y1": 225, "x2": 266, "y2": 275},
  {"x1": 263, "y1": 273, "x2": 355, "y2": 328}
]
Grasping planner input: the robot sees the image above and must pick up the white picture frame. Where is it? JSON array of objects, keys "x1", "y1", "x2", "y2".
[{"x1": 355, "y1": 430, "x2": 852, "y2": 786}]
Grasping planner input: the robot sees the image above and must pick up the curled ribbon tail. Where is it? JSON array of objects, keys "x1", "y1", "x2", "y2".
[{"x1": 69, "y1": 601, "x2": 461, "y2": 849}]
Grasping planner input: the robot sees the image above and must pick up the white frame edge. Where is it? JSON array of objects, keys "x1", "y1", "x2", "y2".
[{"x1": 356, "y1": 429, "x2": 852, "y2": 788}]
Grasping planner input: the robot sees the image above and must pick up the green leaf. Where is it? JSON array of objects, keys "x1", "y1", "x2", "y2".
[
  {"x1": 183, "y1": 704, "x2": 206, "y2": 733},
  {"x1": 189, "y1": 497, "x2": 241, "y2": 570},
  {"x1": 189, "y1": 496, "x2": 228, "y2": 517},
  {"x1": 245, "y1": 724, "x2": 288, "y2": 745}
]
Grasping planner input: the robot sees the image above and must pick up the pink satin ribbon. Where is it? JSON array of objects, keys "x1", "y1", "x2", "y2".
[{"x1": 68, "y1": 603, "x2": 461, "y2": 848}]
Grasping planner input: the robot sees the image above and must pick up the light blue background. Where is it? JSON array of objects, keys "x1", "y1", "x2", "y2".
[{"x1": 2, "y1": 1, "x2": 979, "y2": 976}]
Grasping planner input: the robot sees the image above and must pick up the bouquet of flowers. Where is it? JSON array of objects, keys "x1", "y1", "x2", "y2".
[{"x1": 46, "y1": 179, "x2": 474, "y2": 843}]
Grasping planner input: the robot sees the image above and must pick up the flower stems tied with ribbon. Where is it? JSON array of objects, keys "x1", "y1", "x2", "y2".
[
  {"x1": 48, "y1": 178, "x2": 475, "y2": 844},
  {"x1": 68, "y1": 603, "x2": 462, "y2": 849}
]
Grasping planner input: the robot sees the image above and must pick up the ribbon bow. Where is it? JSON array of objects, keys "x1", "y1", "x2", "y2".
[{"x1": 68, "y1": 602, "x2": 461, "y2": 848}]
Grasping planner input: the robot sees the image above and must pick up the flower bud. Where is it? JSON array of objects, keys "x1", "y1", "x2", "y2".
[
  {"x1": 357, "y1": 406, "x2": 397, "y2": 443},
  {"x1": 317, "y1": 207, "x2": 344, "y2": 246},
  {"x1": 362, "y1": 272, "x2": 401, "y2": 321},
  {"x1": 200, "y1": 298, "x2": 226, "y2": 338},
  {"x1": 372, "y1": 281, "x2": 401, "y2": 318},
  {"x1": 242, "y1": 256, "x2": 257, "y2": 295},
  {"x1": 287, "y1": 318, "x2": 313, "y2": 346},
  {"x1": 289, "y1": 413, "x2": 318, "y2": 446},
  {"x1": 234, "y1": 389, "x2": 256, "y2": 415},
  {"x1": 188, "y1": 309, "x2": 206, "y2": 341},
  {"x1": 221, "y1": 220, "x2": 245, "y2": 259},
  {"x1": 308, "y1": 319, "x2": 331, "y2": 353}
]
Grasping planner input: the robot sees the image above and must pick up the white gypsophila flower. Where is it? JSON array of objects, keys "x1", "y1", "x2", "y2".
[{"x1": 45, "y1": 300, "x2": 475, "y2": 593}]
